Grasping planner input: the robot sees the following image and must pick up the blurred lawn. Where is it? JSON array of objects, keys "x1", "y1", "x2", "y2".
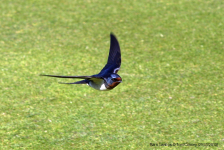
[{"x1": 0, "y1": 0, "x2": 223, "y2": 149}]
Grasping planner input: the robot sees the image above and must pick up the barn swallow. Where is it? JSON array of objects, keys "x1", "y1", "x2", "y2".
[{"x1": 40, "y1": 33, "x2": 122, "y2": 91}]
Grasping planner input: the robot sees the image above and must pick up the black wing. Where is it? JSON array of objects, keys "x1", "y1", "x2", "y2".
[
  {"x1": 98, "y1": 33, "x2": 121, "y2": 75},
  {"x1": 40, "y1": 74, "x2": 95, "y2": 79},
  {"x1": 40, "y1": 74, "x2": 103, "y2": 84}
]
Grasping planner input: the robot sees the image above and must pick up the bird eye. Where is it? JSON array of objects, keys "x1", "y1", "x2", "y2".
[{"x1": 112, "y1": 78, "x2": 118, "y2": 81}]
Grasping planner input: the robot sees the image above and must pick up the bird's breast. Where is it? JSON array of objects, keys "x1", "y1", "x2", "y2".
[{"x1": 88, "y1": 79, "x2": 109, "y2": 91}]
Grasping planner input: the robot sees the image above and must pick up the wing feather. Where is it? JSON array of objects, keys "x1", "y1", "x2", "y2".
[
  {"x1": 99, "y1": 33, "x2": 121, "y2": 75},
  {"x1": 40, "y1": 74, "x2": 97, "y2": 79}
]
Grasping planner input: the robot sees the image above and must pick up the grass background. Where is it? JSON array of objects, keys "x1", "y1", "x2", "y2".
[{"x1": 1, "y1": 0, "x2": 223, "y2": 149}]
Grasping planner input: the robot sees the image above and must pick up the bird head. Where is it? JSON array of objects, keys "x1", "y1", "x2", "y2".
[{"x1": 104, "y1": 74, "x2": 122, "y2": 89}]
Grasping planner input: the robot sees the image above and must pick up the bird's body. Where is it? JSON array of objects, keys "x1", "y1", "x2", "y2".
[
  {"x1": 88, "y1": 78, "x2": 108, "y2": 91},
  {"x1": 41, "y1": 33, "x2": 122, "y2": 91}
]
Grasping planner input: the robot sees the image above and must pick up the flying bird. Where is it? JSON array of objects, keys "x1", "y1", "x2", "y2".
[{"x1": 40, "y1": 33, "x2": 122, "y2": 91}]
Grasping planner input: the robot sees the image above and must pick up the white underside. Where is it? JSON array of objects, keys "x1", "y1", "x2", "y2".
[{"x1": 88, "y1": 79, "x2": 109, "y2": 91}]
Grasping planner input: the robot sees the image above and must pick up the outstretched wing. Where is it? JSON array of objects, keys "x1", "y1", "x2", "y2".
[
  {"x1": 40, "y1": 74, "x2": 94, "y2": 79},
  {"x1": 98, "y1": 33, "x2": 121, "y2": 75},
  {"x1": 40, "y1": 74, "x2": 103, "y2": 84}
]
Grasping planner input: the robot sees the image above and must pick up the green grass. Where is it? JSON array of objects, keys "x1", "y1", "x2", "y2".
[{"x1": 1, "y1": 0, "x2": 223, "y2": 149}]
